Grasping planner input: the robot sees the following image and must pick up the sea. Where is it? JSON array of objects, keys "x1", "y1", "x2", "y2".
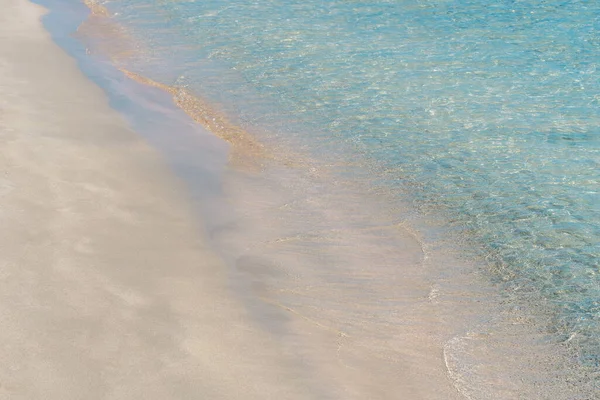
[{"x1": 36, "y1": 0, "x2": 600, "y2": 398}]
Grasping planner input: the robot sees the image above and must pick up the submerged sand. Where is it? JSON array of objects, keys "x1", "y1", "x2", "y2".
[{"x1": 0, "y1": 0, "x2": 477, "y2": 399}]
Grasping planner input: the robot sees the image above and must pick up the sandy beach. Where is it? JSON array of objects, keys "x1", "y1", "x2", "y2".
[
  {"x1": 0, "y1": 1, "x2": 515, "y2": 399},
  {"x1": 0, "y1": 1, "x2": 324, "y2": 398},
  {"x1": 1, "y1": 0, "x2": 594, "y2": 397}
]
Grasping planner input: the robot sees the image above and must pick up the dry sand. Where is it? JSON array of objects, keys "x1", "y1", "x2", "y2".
[{"x1": 0, "y1": 1, "x2": 470, "y2": 399}]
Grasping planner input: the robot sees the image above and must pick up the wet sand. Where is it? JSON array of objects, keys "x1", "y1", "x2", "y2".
[{"x1": 0, "y1": 0, "x2": 474, "y2": 398}]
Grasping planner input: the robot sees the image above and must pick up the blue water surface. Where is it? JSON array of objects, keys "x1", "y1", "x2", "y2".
[{"x1": 106, "y1": 0, "x2": 600, "y2": 365}]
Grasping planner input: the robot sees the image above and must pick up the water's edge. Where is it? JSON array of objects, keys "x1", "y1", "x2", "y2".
[{"x1": 32, "y1": 0, "x2": 599, "y2": 398}]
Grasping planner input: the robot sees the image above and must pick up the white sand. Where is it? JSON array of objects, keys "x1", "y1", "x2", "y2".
[
  {"x1": 0, "y1": 1, "x2": 469, "y2": 399},
  {"x1": 0, "y1": 1, "x2": 319, "y2": 398}
]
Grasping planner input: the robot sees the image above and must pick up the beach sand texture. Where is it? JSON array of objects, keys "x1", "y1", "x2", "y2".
[
  {"x1": 0, "y1": 0, "x2": 474, "y2": 399},
  {"x1": 0, "y1": 1, "x2": 318, "y2": 398}
]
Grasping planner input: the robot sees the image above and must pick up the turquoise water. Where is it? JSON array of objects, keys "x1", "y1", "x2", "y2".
[{"x1": 104, "y1": 0, "x2": 600, "y2": 367}]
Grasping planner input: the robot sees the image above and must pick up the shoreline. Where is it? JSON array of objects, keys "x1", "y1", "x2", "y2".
[
  {"x1": 119, "y1": 68, "x2": 267, "y2": 167},
  {"x1": 1, "y1": 0, "x2": 467, "y2": 398},
  {"x1": 8, "y1": 0, "x2": 598, "y2": 398},
  {"x1": 0, "y1": 1, "x2": 343, "y2": 398},
  {"x1": 77, "y1": 0, "x2": 268, "y2": 169}
]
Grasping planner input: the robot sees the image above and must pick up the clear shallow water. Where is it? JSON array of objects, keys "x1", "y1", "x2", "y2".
[{"x1": 103, "y1": 0, "x2": 599, "y2": 369}]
